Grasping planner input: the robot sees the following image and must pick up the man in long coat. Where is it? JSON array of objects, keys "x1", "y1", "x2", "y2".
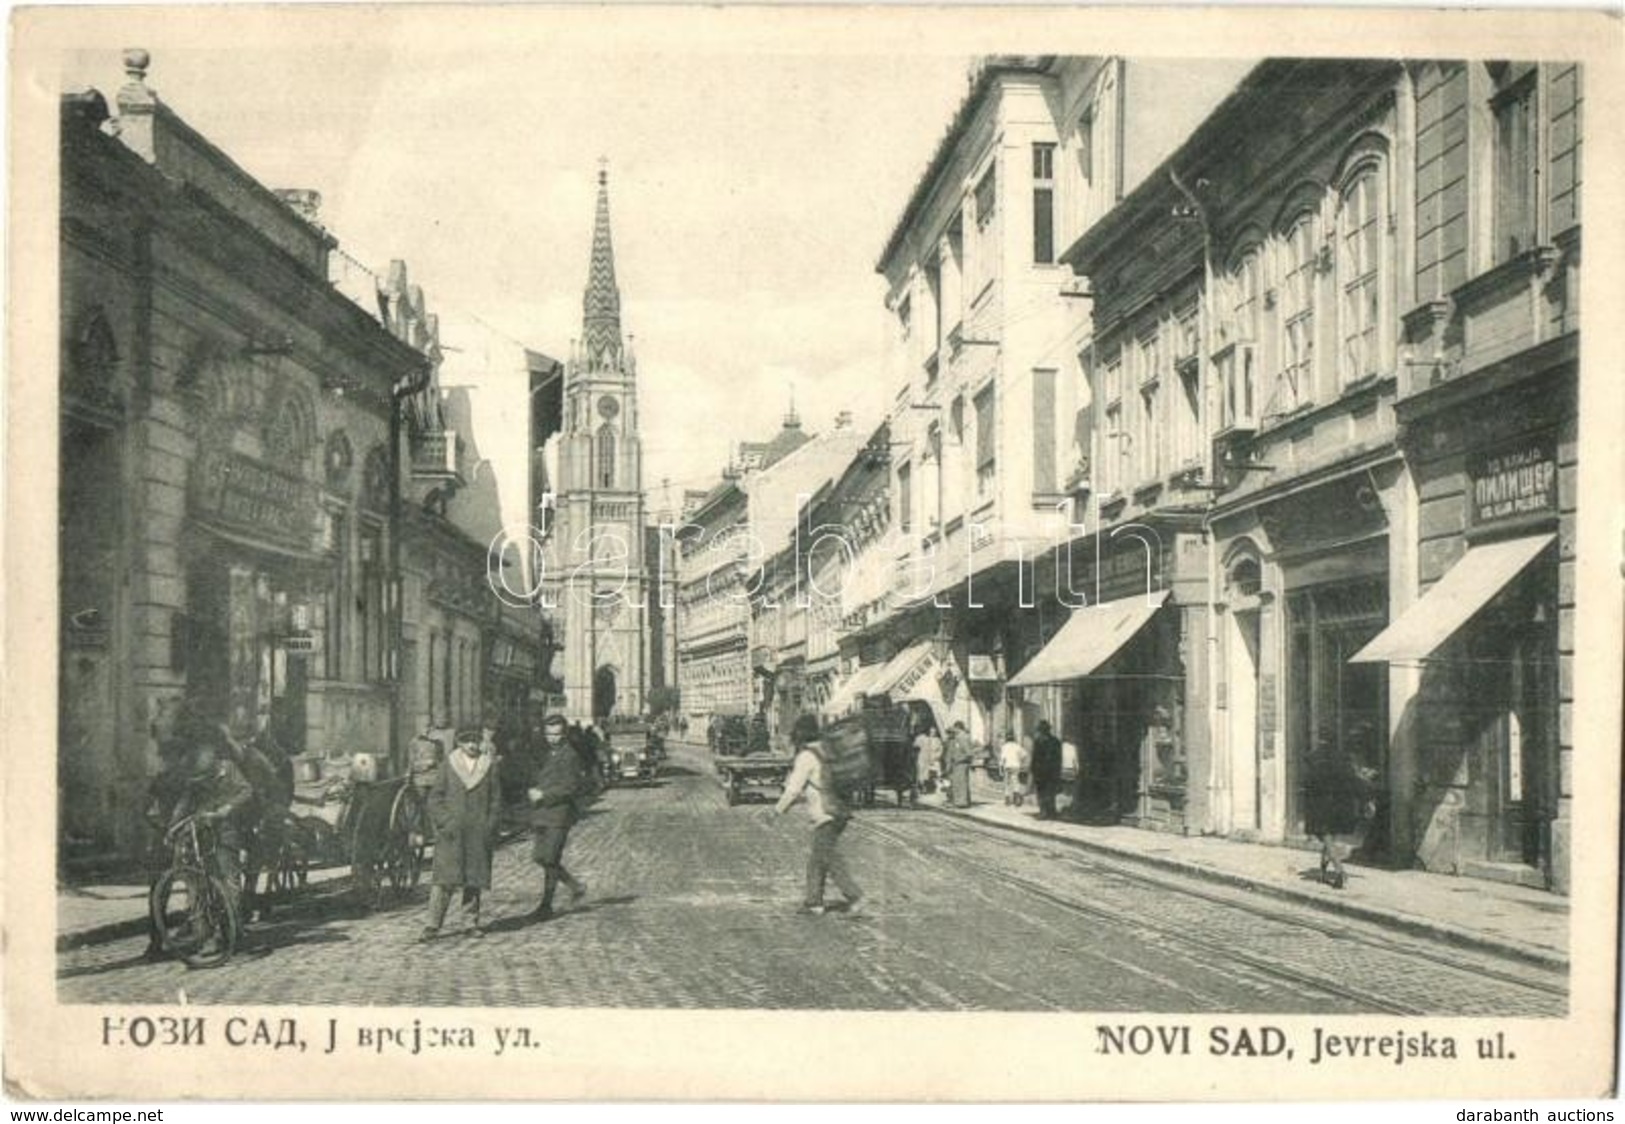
[
  {"x1": 945, "y1": 722, "x2": 976, "y2": 808},
  {"x1": 422, "y1": 727, "x2": 502, "y2": 940},
  {"x1": 1030, "y1": 720, "x2": 1063, "y2": 820},
  {"x1": 525, "y1": 714, "x2": 592, "y2": 921}
]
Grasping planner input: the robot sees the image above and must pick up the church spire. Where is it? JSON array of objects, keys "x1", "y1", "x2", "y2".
[{"x1": 582, "y1": 162, "x2": 622, "y2": 368}]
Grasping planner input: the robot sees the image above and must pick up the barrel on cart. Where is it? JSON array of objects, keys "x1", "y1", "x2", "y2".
[{"x1": 823, "y1": 701, "x2": 916, "y2": 807}]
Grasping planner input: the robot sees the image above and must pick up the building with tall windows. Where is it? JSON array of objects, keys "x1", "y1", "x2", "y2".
[
  {"x1": 1060, "y1": 59, "x2": 1415, "y2": 839},
  {"x1": 1355, "y1": 61, "x2": 1581, "y2": 894},
  {"x1": 676, "y1": 416, "x2": 811, "y2": 732},
  {"x1": 858, "y1": 55, "x2": 1250, "y2": 753},
  {"x1": 1055, "y1": 58, "x2": 1581, "y2": 892}
]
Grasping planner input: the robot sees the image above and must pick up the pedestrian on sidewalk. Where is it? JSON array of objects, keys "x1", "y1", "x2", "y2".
[
  {"x1": 1060, "y1": 736, "x2": 1081, "y2": 817},
  {"x1": 999, "y1": 731, "x2": 1028, "y2": 806},
  {"x1": 421, "y1": 727, "x2": 502, "y2": 941},
  {"x1": 775, "y1": 713, "x2": 863, "y2": 917},
  {"x1": 1303, "y1": 744, "x2": 1367, "y2": 890},
  {"x1": 524, "y1": 714, "x2": 591, "y2": 922},
  {"x1": 1031, "y1": 720, "x2": 1062, "y2": 820},
  {"x1": 913, "y1": 721, "x2": 942, "y2": 795},
  {"x1": 944, "y1": 722, "x2": 975, "y2": 808}
]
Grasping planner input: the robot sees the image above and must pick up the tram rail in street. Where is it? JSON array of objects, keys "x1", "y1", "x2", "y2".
[{"x1": 854, "y1": 811, "x2": 1567, "y2": 1018}]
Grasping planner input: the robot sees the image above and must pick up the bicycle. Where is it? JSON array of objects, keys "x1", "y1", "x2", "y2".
[{"x1": 148, "y1": 813, "x2": 241, "y2": 969}]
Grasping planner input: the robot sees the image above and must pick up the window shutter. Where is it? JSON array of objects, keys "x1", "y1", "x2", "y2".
[
  {"x1": 975, "y1": 387, "x2": 997, "y2": 470},
  {"x1": 1032, "y1": 369, "x2": 1056, "y2": 493}
]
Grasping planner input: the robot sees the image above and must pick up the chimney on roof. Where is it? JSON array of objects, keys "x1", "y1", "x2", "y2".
[
  {"x1": 783, "y1": 384, "x2": 801, "y2": 431},
  {"x1": 115, "y1": 48, "x2": 158, "y2": 163},
  {"x1": 835, "y1": 410, "x2": 853, "y2": 430},
  {"x1": 274, "y1": 189, "x2": 324, "y2": 229}
]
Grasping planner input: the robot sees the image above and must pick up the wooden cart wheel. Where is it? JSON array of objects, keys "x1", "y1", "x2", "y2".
[{"x1": 387, "y1": 784, "x2": 426, "y2": 894}]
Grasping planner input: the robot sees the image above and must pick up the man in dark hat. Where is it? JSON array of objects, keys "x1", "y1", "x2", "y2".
[{"x1": 524, "y1": 714, "x2": 591, "y2": 921}]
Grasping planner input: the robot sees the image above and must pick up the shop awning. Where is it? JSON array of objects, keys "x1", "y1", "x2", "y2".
[
  {"x1": 870, "y1": 640, "x2": 937, "y2": 697},
  {"x1": 1350, "y1": 533, "x2": 1554, "y2": 664},
  {"x1": 1007, "y1": 590, "x2": 1170, "y2": 688},
  {"x1": 821, "y1": 661, "x2": 889, "y2": 717}
]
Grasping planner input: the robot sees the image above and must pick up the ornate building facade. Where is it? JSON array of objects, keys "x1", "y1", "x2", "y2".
[{"x1": 58, "y1": 54, "x2": 425, "y2": 864}]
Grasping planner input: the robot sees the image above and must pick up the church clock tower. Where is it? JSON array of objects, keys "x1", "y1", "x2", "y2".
[{"x1": 545, "y1": 166, "x2": 653, "y2": 721}]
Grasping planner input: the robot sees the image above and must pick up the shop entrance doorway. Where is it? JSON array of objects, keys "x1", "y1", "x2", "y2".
[
  {"x1": 1286, "y1": 579, "x2": 1389, "y2": 859},
  {"x1": 1227, "y1": 607, "x2": 1262, "y2": 833}
]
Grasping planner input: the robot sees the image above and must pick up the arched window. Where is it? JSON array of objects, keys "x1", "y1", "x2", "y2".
[
  {"x1": 597, "y1": 423, "x2": 617, "y2": 489},
  {"x1": 1231, "y1": 248, "x2": 1261, "y2": 343},
  {"x1": 1275, "y1": 212, "x2": 1317, "y2": 415},
  {"x1": 1338, "y1": 166, "x2": 1383, "y2": 385},
  {"x1": 1222, "y1": 246, "x2": 1262, "y2": 429}
]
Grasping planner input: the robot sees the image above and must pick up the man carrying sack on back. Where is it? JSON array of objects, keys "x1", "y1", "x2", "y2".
[{"x1": 774, "y1": 713, "x2": 863, "y2": 918}]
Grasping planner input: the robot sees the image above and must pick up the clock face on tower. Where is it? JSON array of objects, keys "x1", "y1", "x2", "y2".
[{"x1": 597, "y1": 395, "x2": 620, "y2": 421}]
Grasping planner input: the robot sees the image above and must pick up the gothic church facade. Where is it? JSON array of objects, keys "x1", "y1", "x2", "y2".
[{"x1": 542, "y1": 170, "x2": 661, "y2": 721}]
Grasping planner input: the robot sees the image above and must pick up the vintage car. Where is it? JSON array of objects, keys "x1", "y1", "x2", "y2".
[{"x1": 603, "y1": 719, "x2": 662, "y2": 785}]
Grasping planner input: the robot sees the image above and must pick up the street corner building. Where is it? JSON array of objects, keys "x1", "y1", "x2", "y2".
[
  {"x1": 56, "y1": 53, "x2": 546, "y2": 867},
  {"x1": 806, "y1": 55, "x2": 1581, "y2": 894}
]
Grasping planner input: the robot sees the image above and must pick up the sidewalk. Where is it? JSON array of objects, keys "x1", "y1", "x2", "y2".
[
  {"x1": 922, "y1": 776, "x2": 1568, "y2": 970},
  {"x1": 57, "y1": 864, "x2": 354, "y2": 951}
]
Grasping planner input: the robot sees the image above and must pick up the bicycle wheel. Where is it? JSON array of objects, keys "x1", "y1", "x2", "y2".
[
  {"x1": 151, "y1": 867, "x2": 239, "y2": 968},
  {"x1": 149, "y1": 867, "x2": 200, "y2": 958},
  {"x1": 185, "y1": 873, "x2": 238, "y2": 968}
]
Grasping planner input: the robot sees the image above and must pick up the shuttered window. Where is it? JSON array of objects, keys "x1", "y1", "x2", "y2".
[{"x1": 1032, "y1": 368, "x2": 1056, "y2": 494}]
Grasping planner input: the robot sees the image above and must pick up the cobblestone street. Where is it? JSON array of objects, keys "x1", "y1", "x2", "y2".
[{"x1": 58, "y1": 746, "x2": 1567, "y2": 1014}]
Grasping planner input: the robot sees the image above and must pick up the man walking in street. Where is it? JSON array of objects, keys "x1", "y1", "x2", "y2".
[
  {"x1": 421, "y1": 727, "x2": 502, "y2": 941},
  {"x1": 1031, "y1": 720, "x2": 1063, "y2": 820},
  {"x1": 525, "y1": 714, "x2": 591, "y2": 922},
  {"x1": 774, "y1": 714, "x2": 862, "y2": 917}
]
